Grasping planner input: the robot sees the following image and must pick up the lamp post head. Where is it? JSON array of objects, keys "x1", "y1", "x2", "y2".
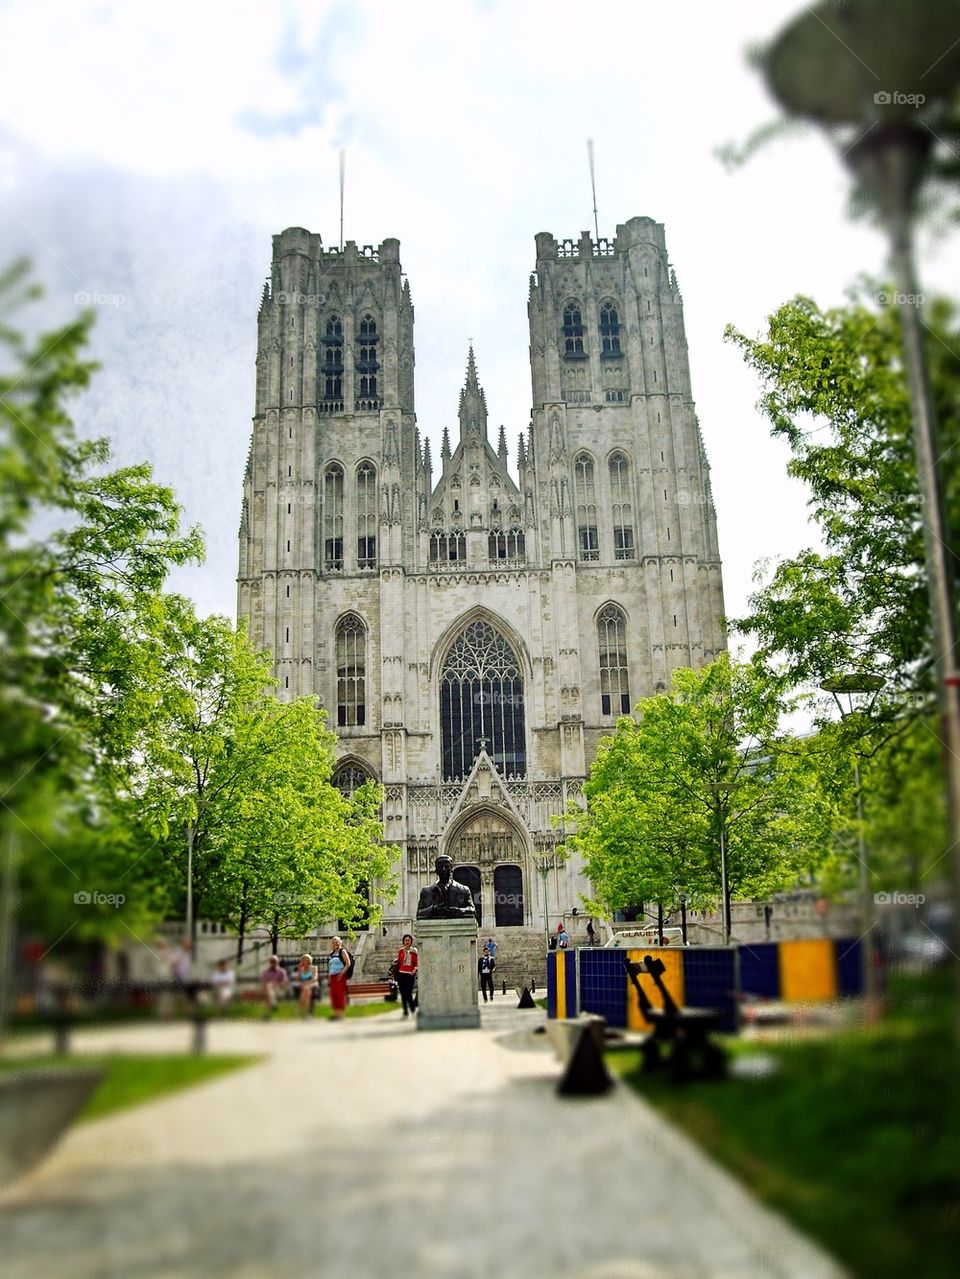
[{"x1": 765, "y1": 0, "x2": 960, "y2": 127}]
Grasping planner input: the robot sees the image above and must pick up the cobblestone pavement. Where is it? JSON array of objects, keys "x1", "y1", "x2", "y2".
[{"x1": 0, "y1": 1002, "x2": 846, "y2": 1278}]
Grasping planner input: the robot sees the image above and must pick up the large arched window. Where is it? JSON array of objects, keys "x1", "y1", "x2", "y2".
[
  {"x1": 574, "y1": 453, "x2": 599, "y2": 561},
  {"x1": 609, "y1": 451, "x2": 635, "y2": 560},
  {"x1": 356, "y1": 314, "x2": 378, "y2": 407},
  {"x1": 562, "y1": 301, "x2": 585, "y2": 356},
  {"x1": 336, "y1": 613, "x2": 366, "y2": 727},
  {"x1": 598, "y1": 604, "x2": 630, "y2": 717},
  {"x1": 440, "y1": 619, "x2": 526, "y2": 780},
  {"x1": 357, "y1": 462, "x2": 377, "y2": 569},
  {"x1": 323, "y1": 464, "x2": 344, "y2": 571},
  {"x1": 321, "y1": 316, "x2": 343, "y2": 408},
  {"x1": 599, "y1": 302, "x2": 621, "y2": 356}
]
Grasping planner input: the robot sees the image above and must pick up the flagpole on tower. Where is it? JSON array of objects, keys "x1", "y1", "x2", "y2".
[
  {"x1": 339, "y1": 150, "x2": 345, "y2": 251},
  {"x1": 587, "y1": 139, "x2": 600, "y2": 243}
]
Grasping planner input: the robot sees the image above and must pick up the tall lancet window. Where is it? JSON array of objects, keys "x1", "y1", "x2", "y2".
[
  {"x1": 599, "y1": 302, "x2": 621, "y2": 356},
  {"x1": 598, "y1": 604, "x2": 631, "y2": 717},
  {"x1": 357, "y1": 463, "x2": 377, "y2": 569},
  {"x1": 574, "y1": 453, "x2": 599, "y2": 561},
  {"x1": 321, "y1": 316, "x2": 343, "y2": 407},
  {"x1": 440, "y1": 619, "x2": 526, "y2": 781},
  {"x1": 336, "y1": 613, "x2": 366, "y2": 727},
  {"x1": 562, "y1": 301, "x2": 585, "y2": 356},
  {"x1": 356, "y1": 314, "x2": 379, "y2": 406},
  {"x1": 609, "y1": 451, "x2": 635, "y2": 560},
  {"x1": 323, "y1": 463, "x2": 344, "y2": 572}
]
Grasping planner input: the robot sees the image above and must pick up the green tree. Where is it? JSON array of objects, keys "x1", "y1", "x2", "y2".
[
  {"x1": 725, "y1": 288, "x2": 960, "y2": 720},
  {"x1": 116, "y1": 603, "x2": 393, "y2": 945},
  {"x1": 566, "y1": 655, "x2": 840, "y2": 936}
]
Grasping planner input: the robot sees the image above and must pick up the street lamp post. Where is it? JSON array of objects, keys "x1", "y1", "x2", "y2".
[
  {"x1": 822, "y1": 674, "x2": 884, "y2": 1015},
  {"x1": 679, "y1": 892, "x2": 688, "y2": 946},
  {"x1": 534, "y1": 856, "x2": 551, "y2": 951},
  {"x1": 709, "y1": 782, "x2": 734, "y2": 945},
  {"x1": 765, "y1": 0, "x2": 960, "y2": 1025}
]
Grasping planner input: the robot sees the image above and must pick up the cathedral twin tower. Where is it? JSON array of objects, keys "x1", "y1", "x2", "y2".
[{"x1": 237, "y1": 216, "x2": 725, "y2": 929}]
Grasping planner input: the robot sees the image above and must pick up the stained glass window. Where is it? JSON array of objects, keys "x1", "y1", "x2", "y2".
[{"x1": 440, "y1": 619, "x2": 525, "y2": 780}]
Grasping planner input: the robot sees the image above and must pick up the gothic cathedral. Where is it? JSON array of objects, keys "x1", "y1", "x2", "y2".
[{"x1": 237, "y1": 216, "x2": 725, "y2": 931}]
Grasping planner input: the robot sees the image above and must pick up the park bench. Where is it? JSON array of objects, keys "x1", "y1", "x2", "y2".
[
  {"x1": 622, "y1": 954, "x2": 726, "y2": 1081},
  {"x1": 347, "y1": 981, "x2": 394, "y2": 1001}
]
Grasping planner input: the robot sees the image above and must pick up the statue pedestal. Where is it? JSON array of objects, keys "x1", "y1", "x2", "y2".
[{"x1": 414, "y1": 918, "x2": 480, "y2": 1031}]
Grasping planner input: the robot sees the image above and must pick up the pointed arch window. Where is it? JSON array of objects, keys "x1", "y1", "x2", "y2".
[
  {"x1": 321, "y1": 316, "x2": 343, "y2": 408},
  {"x1": 356, "y1": 313, "x2": 379, "y2": 407},
  {"x1": 599, "y1": 302, "x2": 621, "y2": 356},
  {"x1": 441, "y1": 619, "x2": 525, "y2": 780},
  {"x1": 323, "y1": 463, "x2": 344, "y2": 571},
  {"x1": 574, "y1": 453, "x2": 599, "y2": 561},
  {"x1": 332, "y1": 761, "x2": 373, "y2": 796},
  {"x1": 598, "y1": 604, "x2": 630, "y2": 716},
  {"x1": 562, "y1": 301, "x2": 585, "y2": 357},
  {"x1": 336, "y1": 613, "x2": 366, "y2": 727},
  {"x1": 609, "y1": 452, "x2": 635, "y2": 560},
  {"x1": 357, "y1": 462, "x2": 377, "y2": 569}
]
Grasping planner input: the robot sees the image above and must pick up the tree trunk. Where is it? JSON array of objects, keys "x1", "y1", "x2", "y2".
[
  {"x1": 236, "y1": 888, "x2": 248, "y2": 965},
  {"x1": 657, "y1": 901, "x2": 664, "y2": 946},
  {"x1": 270, "y1": 913, "x2": 280, "y2": 954}
]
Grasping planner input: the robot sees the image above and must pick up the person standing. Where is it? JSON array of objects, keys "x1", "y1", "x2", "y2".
[
  {"x1": 485, "y1": 936, "x2": 497, "y2": 961},
  {"x1": 395, "y1": 933, "x2": 418, "y2": 1017},
  {"x1": 328, "y1": 937, "x2": 350, "y2": 1021},
  {"x1": 210, "y1": 958, "x2": 235, "y2": 1013},
  {"x1": 586, "y1": 918, "x2": 596, "y2": 947},
  {"x1": 294, "y1": 953, "x2": 319, "y2": 1017},
  {"x1": 478, "y1": 946, "x2": 496, "y2": 1002}
]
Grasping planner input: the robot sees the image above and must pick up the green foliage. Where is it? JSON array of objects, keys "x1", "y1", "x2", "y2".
[
  {"x1": 726, "y1": 288, "x2": 960, "y2": 716},
  {"x1": 566, "y1": 655, "x2": 840, "y2": 923},
  {"x1": 0, "y1": 265, "x2": 393, "y2": 964}
]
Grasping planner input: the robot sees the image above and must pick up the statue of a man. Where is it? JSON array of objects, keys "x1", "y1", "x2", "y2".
[{"x1": 416, "y1": 854, "x2": 477, "y2": 920}]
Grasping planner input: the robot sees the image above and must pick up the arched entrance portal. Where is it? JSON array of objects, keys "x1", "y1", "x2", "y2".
[
  {"x1": 454, "y1": 866, "x2": 482, "y2": 924},
  {"x1": 446, "y1": 808, "x2": 527, "y2": 928},
  {"x1": 494, "y1": 865, "x2": 524, "y2": 927}
]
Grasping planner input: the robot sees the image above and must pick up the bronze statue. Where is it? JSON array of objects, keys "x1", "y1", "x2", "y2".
[{"x1": 416, "y1": 854, "x2": 477, "y2": 920}]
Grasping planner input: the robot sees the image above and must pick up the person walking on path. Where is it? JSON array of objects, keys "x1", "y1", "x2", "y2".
[
  {"x1": 478, "y1": 946, "x2": 496, "y2": 1002},
  {"x1": 485, "y1": 936, "x2": 496, "y2": 960},
  {"x1": 294, "y1": 954, "x2": 319, "y2": 1017},
  {"x1": 328, "y1": 937, "x2": 350, "y2": 1020},
  {"x1": 259, "y1": 954, "x2": 289, "y2": 1019},
  {"x1": 395, "y1": 933, "x2": 418, "y2": 1017}
]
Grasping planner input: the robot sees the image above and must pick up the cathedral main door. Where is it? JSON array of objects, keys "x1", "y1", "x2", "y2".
[{"x1": 447, "y1": 808, "x2": 527, "y2": 928}]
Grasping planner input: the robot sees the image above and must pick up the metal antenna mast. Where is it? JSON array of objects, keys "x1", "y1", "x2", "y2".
[
  {"x1": 587, "y1": 139, "x2": 600, "y2": 243},
  {"x1": 339, "y1": 150, "x2": 345, "y2": 250}
]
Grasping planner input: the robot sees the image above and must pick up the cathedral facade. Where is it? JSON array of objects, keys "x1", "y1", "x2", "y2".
[{"x1": 237, "y1": 216, "x2": 725, "y2": 931}]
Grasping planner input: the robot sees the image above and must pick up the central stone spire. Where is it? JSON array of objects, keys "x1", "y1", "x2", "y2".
[{"x1": 458, "y1": 345, "x2": 487, "y2": 441}]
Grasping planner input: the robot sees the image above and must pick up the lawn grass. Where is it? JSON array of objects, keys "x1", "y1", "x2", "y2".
[
  {"x1": 614, "y1": 968, "x2": 960, "y2": 1278},
  {"x1": 0, "y1": 1053, "x2": 262, "y2": 1122},
  {"x1": 226, "y1": 998, "x2": 398, "y2": 1020}
]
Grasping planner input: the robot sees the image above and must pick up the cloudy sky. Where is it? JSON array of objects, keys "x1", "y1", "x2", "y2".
[{"x1": 2, "y1": 0, "x2": 957, "y2": 627}]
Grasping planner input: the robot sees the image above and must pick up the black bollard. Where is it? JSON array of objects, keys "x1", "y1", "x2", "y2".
[
  {"x1": 518, "y1": 986, "x2": 537, "y2": 1009},
  {"x1": 502, "y1": 979, "x2": 507, "y2": 995}
]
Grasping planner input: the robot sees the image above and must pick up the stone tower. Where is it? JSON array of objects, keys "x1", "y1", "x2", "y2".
[{"x1": 238, "y1": 217, "x2": 725, "y2": 934}]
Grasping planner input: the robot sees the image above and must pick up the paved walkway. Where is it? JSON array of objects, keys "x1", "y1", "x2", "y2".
[{"x1": 0, "y1": 1003, "x2": 845, "y2": 1278}]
